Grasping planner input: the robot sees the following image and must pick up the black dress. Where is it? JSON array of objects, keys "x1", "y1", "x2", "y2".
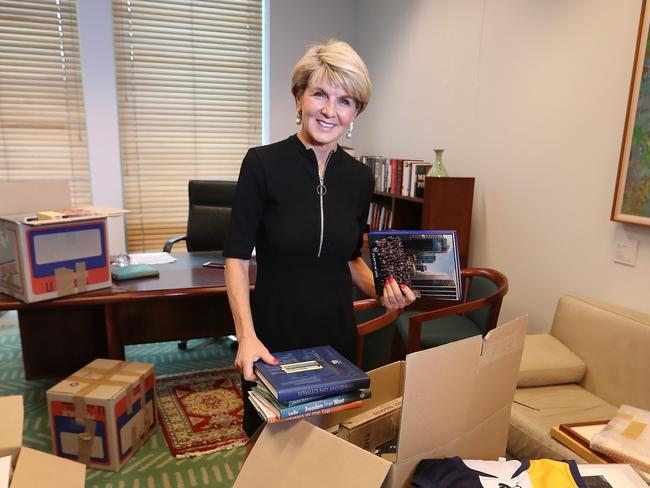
[{"x1": 224, "y1": 134, "x2": 374, "y2": 436}]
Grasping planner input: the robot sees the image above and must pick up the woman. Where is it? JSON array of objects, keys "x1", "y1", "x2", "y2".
[{"x1": 223, "y1": 39, "x2": 415, "y2": 437}]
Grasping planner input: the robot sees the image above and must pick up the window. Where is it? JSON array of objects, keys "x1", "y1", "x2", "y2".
[
  {"x1": 0, "y1": 0, "x2": 91, "y2": 206},
  {"x1": 113, "y1": 0, "x2": 263, "y2": 252}
]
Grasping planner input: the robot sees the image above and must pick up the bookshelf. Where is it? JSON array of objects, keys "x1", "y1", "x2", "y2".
[{"x1": 371, "y1": 177, "x2": 475, "y2": 267}]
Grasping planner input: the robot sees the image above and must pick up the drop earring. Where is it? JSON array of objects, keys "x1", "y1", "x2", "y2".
[
  {"x1": 346, "y1": 121, "x2": 354, "y2": 139},
  {"x1": 295, "y1": 110, "x2": 302, "y2": 125}
]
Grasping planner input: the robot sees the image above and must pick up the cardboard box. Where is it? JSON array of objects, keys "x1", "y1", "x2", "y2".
[
  {"x1": 0, "y1": 396, "x2": 22, "y2": 466},
  {"x1": 337, "y1": 397, "x2": 402, "y2": 452},
  {"x1": 47, "y1": 358, "x2": 156, "y2": 471},
  {"x1": 234, "y1": 315, "x2": 527, "y2": 488},
  {"x1": 0, "y1": 395, "x2": 85, "y2": 487},
  {"x1": 10, "y1": 447, "x2": 86, "y2": 488},
  {"x1": 0, "y1": 180, "x2": 125, "y2": 303}
]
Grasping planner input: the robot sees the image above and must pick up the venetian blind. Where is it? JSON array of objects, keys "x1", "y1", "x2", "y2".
[
  {"x1": 113, "y1": 0, "x2": 263, "y2": 252},
  {"x1": 0, "y1": 0, "x2": 91, "y2": 206}
]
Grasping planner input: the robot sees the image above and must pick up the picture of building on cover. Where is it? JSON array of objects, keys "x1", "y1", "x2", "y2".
[{"x1": 368, "y1": 230, "x2": 461, "y2": 300}]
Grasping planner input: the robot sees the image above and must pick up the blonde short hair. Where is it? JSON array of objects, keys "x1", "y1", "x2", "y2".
[{"x1": 291, "y1": 39, "x2": 372, "y2": 114}]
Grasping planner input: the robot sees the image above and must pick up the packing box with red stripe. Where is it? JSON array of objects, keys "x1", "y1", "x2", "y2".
[
  {"x1": 0, "y1": 180, "x2": 125, "y2": 303},
  {"x1": 0, "y1": 395, "x2": 85, "y2": 487},
  {"x1": 46, "y1": 359, "x2": 157, "y2": 472}
]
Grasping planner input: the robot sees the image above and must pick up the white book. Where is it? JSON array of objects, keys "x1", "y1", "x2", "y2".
[{"x1": 401, "y1": 160, "x2": 423, "y2": 196}]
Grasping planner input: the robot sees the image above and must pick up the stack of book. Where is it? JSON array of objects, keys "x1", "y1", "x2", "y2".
[{"x1": 249, "y1": 345, "x2": 371, "y2": 424}]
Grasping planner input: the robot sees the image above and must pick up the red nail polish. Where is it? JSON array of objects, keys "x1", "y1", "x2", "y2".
[{"x1": 399, "y1": 283, "x2": 406, "y2": 289}]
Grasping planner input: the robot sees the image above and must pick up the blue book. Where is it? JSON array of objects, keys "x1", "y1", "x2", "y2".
[
  {"x1": 251, "y1": 385, "x2": 371, "y2": 419},
  {"x1": 253, "y1": 345, "x2": 370, "y2": 402}
]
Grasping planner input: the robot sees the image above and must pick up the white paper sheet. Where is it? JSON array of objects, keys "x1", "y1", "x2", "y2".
[{"x1": 128, "y1": 252, "x2": 176, "y2": 265}]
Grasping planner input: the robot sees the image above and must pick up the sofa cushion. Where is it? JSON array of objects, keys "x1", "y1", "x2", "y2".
[
  {"x1": 517, "y1": 334, "x2": 586, "y2": 387},
  {"x1": 551, "y1": 294, "x2": 650, "y2": 410},
  {"x1": 508, "y1": 384, "x2": 618, "y2": 461}
]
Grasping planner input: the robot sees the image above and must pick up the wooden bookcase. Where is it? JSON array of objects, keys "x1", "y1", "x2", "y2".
[{"x1": 371, "y1": 176, "x2": 475, "y2": 267}]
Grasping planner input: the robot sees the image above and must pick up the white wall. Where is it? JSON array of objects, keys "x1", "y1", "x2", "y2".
[
  {"x1": 77, "y1": 0, "x2": 126, "y2": 255},
  {"x1": 354, "y1": 0, "x2": 650, "y2": 332}
]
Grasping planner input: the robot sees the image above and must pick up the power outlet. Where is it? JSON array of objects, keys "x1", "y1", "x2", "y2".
[{"x1": 614, "y1": 238, "x2": 639, "y2": 266}]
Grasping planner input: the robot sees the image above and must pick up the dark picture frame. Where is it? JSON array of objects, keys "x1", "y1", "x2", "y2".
[{"x1": 612, "y1": 0, "x2": 650, "y2": 226}]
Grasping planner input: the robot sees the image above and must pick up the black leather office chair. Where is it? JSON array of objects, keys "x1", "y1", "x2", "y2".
[
  {"x1": 163, "y1": 179, "x2": 237, "y2": 253},
  {"x1": 163, "y1": 180, "x2": 237, "y2": 349}
]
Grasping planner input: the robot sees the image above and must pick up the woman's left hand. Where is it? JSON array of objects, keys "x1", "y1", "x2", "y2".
[{"x1": 380, "y1": 276, "x2": 416, "y2": 310}]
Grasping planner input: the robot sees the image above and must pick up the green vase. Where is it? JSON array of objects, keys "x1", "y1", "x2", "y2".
[{"x1": 427, "y1": 148, "x2": 448, "y2": 177}]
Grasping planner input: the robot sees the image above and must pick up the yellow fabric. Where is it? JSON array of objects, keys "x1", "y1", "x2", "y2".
[{"x1": 527, "y1": 459, "x2": 581, "y2": 488}]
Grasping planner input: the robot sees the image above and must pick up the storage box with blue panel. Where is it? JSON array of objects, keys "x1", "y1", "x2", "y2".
[
  {"x1": 46, "y1": 358, "x2": 157, "y2": 471},
  {"x1": 0, "y1": 180, "x2": 125, "y2": 303}
]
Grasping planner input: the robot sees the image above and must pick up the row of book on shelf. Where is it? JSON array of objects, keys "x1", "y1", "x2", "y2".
[
  {"x1": 248, "y1": 229, "x2": 463, "y2": 423},
  {"x1": 367, "y1": 201, "x2": 392, "y2": 231},
  {"x1": 360, "y1": 156, "x2": 433, "y2": 198}
]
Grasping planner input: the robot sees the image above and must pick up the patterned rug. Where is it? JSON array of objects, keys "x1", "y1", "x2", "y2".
[
  {"x1": 157, "y1": 368, "x2": 247, "y2": 458},
  {"x1": 0, "y1": 311, "x2": 245, "y2": 487}
]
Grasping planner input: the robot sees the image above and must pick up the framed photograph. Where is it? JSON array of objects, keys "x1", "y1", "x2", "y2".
[{"x1": 612, "y1": 0, "x2": 650, "y2": 226}]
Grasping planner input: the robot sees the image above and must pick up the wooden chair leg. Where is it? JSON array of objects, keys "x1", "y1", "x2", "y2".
[{"x1": 389, "y1": 328, "x2": 406, "y2": 362}]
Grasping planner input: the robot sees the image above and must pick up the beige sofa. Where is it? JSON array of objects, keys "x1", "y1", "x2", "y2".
[{"x1": 508, "y1": 294, "x2": 650, "y2": 461}]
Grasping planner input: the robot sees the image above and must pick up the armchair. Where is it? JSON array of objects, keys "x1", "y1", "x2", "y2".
[
  {"x1": 354, "y1": 299, "x2": 401, "y2": 370},
  {"x1": 163, "y1": 179, "x2": 237, "y2": 252},
  {"x1": 395, "y1": 267, "x2": 508, "y2": 354}
]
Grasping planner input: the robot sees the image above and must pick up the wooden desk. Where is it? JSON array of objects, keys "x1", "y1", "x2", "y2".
[{"x1": 0, "y1": 252, "x2": 255, "y2": 379}]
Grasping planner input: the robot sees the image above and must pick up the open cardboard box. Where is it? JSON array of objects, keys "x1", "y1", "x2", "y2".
[
  {"x1": 0, "y1": 180, "x2": 125, "y2": 303},
  {"x1": 0, "y1": 395, "x2": 85, "y2": 487},
  {"x1": 234, "y1": 315, "x2": 527, "y2": 488}
]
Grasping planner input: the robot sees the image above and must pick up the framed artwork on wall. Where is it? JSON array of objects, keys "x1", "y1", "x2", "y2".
[{"x1": 612, "y1": 0, "x2": 650, "y2": 226}]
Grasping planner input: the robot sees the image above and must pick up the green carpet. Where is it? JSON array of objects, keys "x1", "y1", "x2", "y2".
[{"x1": 0, "y1": 311, "x2": 244, "y2": 487}]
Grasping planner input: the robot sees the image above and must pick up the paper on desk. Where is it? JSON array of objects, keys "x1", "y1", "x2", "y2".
[{"x1": 129, "y1": 252, "x2": 177, "y2": 265}]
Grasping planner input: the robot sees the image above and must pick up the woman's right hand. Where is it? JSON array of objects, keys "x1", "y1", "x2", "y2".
[{"x1": 235, "y1": 336, "x2": 278, "y2": 381}]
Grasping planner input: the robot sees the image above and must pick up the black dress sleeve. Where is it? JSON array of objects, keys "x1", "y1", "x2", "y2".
[
  {"x1": 224, "y1": 148, "x2": 267, "y2": 259},
  {"x1": 349, "y1": 165, "x2": 375, "y2": 261}
]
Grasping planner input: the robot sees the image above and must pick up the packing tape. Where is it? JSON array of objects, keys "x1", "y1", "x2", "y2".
[
  {"x1": 55, "y1": 267, "x2": 75, "y2": 296},
  {"x1": 616, "y1": 412, "x2": 635, "y2": 421},
  {"x1": 126, "y1": 384, "x2": 134, "y2": 415},
  {"x1": 131, "y1": 422, "x2": 143, "y2": 452},
  {"x1": 621, "y1": 421, "x2": 647, "y2": 440},
  {"x1": 72, "y1": 377, "x2": 133, "y2": 426},
  {"x1": 70, "y1": 361, "x2": 150, "y2": 425},
  {"x1": 77, "y1": 418, "x2": 97, "y2": 465},
  {"x1": 76, "y1": 261, "x2": 87, "y2": 292}
]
